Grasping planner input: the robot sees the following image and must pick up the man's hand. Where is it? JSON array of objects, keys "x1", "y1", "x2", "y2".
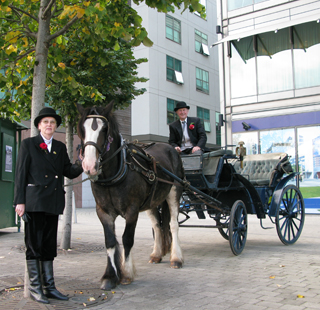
[
  {"x1": 192, "y1": 146, "x2": 201, "y2": 153},
  {"x1": 175, "y1": 146, "x2": 181, "y2": 153},
  {"x1": 15, "y1": 204, "x2": 25, "y2": 217}
]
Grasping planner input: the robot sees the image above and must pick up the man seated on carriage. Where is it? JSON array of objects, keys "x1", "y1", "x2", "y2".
[{"x1": 168, "y1": 101, "x2": 209, "y2": 155}]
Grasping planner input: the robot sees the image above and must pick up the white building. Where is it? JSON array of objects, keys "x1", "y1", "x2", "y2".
[
  {"x1": 131, "y1": 0, "x2": 221, "y2": 147},
  {"x1": 214, "y1": 0, "x2": 320, "y2": 182}
]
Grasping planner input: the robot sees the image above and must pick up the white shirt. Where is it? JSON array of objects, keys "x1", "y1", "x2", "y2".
[{"x1": 40, "y1": 133, "x2": 53, "y2": 152}]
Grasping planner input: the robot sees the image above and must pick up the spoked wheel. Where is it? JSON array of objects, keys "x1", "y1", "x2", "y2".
[
  {"x1": 217, "y1": 216, "x2": 230, "y2": 240},
  {"x1": 229, "y1": 200, "x2": 248, "y2": 256},
  {"x1": 275, "y1": 185, "x2": 305, "y2": 245}
]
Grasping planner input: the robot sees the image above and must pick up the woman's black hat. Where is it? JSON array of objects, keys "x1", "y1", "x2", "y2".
[
  {"x1": 174, "y1": 101, "x2": 190, "y2": 112},
  {"x1": 34, "y1": 107, "x2": 62, "y2": 128}
]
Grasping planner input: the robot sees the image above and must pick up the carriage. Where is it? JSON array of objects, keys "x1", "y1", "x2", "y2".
[
  {"x1": 174, "y1": 150, "x2": 305, "y2": 255},
  {"x1": 77, "y1": 103, "x2": 305, "y2": 290}
]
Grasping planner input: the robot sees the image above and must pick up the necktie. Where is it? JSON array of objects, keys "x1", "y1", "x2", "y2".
[{"x1": 182, "y1": 121, "x2": 186, "y2": 142}]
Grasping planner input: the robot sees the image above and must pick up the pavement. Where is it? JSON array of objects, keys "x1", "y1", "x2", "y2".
[{"x1": 1, "y1": 207, "x2": 320, "y2": 310}]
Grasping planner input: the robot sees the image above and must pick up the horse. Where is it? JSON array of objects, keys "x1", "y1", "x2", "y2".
[{"x1": 77, "y1": 101, "x2": 184, "y2": 290}]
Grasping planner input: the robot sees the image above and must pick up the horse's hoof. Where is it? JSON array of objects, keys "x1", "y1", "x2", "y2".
[
  {"x1": 100, "y1": 279, "x2": 117, "y2": 291},
  {"x1": 170, "y1": 261, "x2": 183, "y2": 269},
  {"x1": 120, "y1": 277, "x2": 132, "y2": 285},
  {"x1": 149, "y1": 257, "x2": 162, "y2": 264}
]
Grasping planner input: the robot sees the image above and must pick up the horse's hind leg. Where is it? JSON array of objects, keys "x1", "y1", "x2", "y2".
[
  {"x1": 96, "y1": 207, "x2": 121, "y2": 290},
  {"x1": 146, "y1": 208, "x2": 163, "y2": 264},
  {"x1": 167, "y1": 186, "x2": 183, "y2": 268}
]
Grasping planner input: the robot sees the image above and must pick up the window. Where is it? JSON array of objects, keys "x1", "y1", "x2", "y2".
[
  {"x1": 194, "y1": 0, "x2": 206, "y2": 18},
  {"x1": 167, "y1": 98, "x2": 179, "y2": 124},
  {"x1": 215, "y1": 112, "x2": 221, "y2": 146},
  {"x1": 228, "y1": 0, "x2": 267, "y2": 11},
  {"x1": 293, "y1": 22, "x2": 320, "y2": 89},
  {"x1": 166, "y1": 15, "x2": 181, "y2": 44},
  {"x1": 196, "y1": 67, "x2": 209, "y2": 93},
  {"x1": 195, "y1": 30, "x2": 209, "y2": 55},
  {"x1": 229, "y1": 21, "x2": 320, "y2": 98},
  {"x1": 167, "y1": 55, "x2": 183, "y2": 84},
  {"x1": 197, "y1": 107, "x2": 211, "y2": 132}
]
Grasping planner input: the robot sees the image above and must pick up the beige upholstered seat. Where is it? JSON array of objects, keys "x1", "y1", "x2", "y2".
[{"x1": 231, "y1": 153, "x2": 292, "y2": 186}]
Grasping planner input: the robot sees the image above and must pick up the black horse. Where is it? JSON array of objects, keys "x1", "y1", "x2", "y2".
[{"x1": 77, "y1": 102, "x2": 184, "y2": 290}]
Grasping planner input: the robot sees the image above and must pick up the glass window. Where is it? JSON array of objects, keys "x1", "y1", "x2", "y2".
[
  {"x1": 260, "y1": 129, "x2": 295, "y2": 173},
  {"x1": 167, "y1": 98, "x2": 179, "y2": 124},
  {"x1": 228, "y1": 0, "x2": 267, "y2": 11},
  {"x1": 166, "y1": 15, "x2": 181, "y2": 44},
  {"x1": 228, "y1": 0, "x2": 252, "y2": 11},
  {"x1": 167, "y1": 55, "x2": 183, "y2": 84},
  {"x1": 195, "y1": 29, "x2": 209, "y2": 55},
  {"x1": 197, "y1": 107, "x2": 211, "y2": 132},
  {"x1": 196, "y1": 67, "x2": 209, "y2": 94},
  {"x1": 194, "y1": 0, "x2": 206, "y2": 18},
  {"x1": 257, "y1": 29, "x2": 293, "y2": 94},
  {"x1": 232, "y1": 132, "x2": 258, "y2": 155},
  {"x1": 293, "y1": 22, "x2": 320, "y2": 89},
  {"x1": 297, "y1": 126, "x2": 320, "y2": 180},
  {"x1": 230, "y1": 37, "x2": 257, "y2": 98},
  {"x1": 215, "y1": 112, "x2": 221, "y2": 146}
]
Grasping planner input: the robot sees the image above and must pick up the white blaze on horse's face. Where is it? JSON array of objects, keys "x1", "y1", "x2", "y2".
[{"x1": 82, "y1": 118, "x2": 105, "y2": 175}]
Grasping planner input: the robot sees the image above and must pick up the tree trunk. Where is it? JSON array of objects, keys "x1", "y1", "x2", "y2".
[
  {"x1": 60, "y1": 119, "x2": 74, "y2": 250},
  {"x1": 30, "y1": 0, "x2": 51, "y2": 137},
  {"x1": 25, "y1": 0, "x2": 51, "y2": 298}
]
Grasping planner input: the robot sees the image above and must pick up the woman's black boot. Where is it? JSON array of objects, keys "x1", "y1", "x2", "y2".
[
  {"x1": 26, "y1": 259, "x2": 49, "y2": 304},
  {"x1": 41, "y1": 260, "x2": 69, "y2": 300}
]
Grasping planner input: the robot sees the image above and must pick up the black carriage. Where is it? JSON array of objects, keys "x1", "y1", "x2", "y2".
[{"x1": 163, "y1": 150, "x2": 305, "y2": 256}]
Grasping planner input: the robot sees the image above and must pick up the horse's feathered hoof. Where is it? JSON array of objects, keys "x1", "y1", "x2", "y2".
[
  {"x1": 100, "y1": 279, "x2": 118, "y2": 291},
  {"x1": 120, "y1": 277, "x2": 132, "y2": 285},
  {"x1": 149, "y1": 257, "x2": 162, "y2": 264},
  {"x1": 170, "y1": 261, "x2": 183, "y2": 269}
]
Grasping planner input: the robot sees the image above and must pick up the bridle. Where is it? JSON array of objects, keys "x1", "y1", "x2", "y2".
[{"x1": 80, "y1": 112, "x2": 128, "y2": 184}]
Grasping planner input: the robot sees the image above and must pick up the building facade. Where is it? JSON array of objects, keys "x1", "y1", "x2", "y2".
[
  {"x1": 130, "y1": 0, "x2": 221, "y2": 148},
  {"x1": 215, "y1": 0, "x2": 320, "y2": 201}
]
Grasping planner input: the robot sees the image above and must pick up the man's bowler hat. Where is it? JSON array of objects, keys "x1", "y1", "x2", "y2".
[
  {"x1": 174, "y1": 101, "x2": 190, "y2": 112},
  {"x1": 34, "y1": 107, "x2": 62, "y2": 128}
]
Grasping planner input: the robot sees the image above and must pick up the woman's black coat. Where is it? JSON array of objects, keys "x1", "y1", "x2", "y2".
[{"x1": 13, "y1": 134, "x2": 83, "y2": 215}]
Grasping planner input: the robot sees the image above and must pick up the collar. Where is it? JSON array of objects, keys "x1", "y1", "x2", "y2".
[{"x1": 40, "y1": 133, "x2": 53, "y2": 145}]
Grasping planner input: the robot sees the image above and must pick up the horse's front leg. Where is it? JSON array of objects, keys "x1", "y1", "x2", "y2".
[
  {"x1": 96, "y1": 206, "x2": 121, "y2": 290},
  {"x1": 121, "y1": 214, "x2": 139, "y2": 285}
]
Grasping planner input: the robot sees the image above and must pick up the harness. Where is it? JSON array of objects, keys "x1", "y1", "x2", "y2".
[{"x1": 80, "y1": 113, "x2": 168, "y2": 188}]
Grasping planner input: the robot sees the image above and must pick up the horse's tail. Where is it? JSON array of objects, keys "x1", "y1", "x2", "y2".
[{"x1": 159, "y1": 200, "x2": 172, "y2": 255}]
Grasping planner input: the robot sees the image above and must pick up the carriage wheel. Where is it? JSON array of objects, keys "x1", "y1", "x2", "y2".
[
  {"x1": 275, "y1": 185, "x2": 305, "y2": 245},
  {"x1": 217, "y1": 216, "x2": 230, "y2": 240},
  {"x1": 229, "y1": 200, "x2": 247, "y2": 256}
]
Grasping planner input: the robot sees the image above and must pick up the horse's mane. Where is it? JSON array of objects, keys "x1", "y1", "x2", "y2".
[{"x1": 77, "y1": 104, "x2": 120, "y2": 141}]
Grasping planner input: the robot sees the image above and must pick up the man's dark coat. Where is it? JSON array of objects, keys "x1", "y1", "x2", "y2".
[
  {"x1": 14, "y1": 134, "x2": 83, "y2": 215},
  {"x1": 168, "y1": 117, "x2": 207, "y2": 150}
]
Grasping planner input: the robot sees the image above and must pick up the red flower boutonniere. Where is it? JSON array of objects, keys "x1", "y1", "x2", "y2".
[
  {"x1": 40, "y1": 143, "x2": 48, "y2": 154},
  {"x1": 189, "y1": 123, "x2": 195, "y2": 130}
]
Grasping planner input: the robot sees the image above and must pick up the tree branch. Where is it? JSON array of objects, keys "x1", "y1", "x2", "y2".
[
  {"x1": 15, "y1": 48, "x2": 36, "y2": 61},
  {"x1": 8, "y1": 5, "x2": 39, "y2": 23},
  {"x1": 42, "y1": 0, "x2": 55, "y2": 19},
  {"x1": 47, "y1": 15, "x2": 78, "y2": 42}
]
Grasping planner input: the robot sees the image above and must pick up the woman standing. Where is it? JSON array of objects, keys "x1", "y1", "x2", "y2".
[{"x1": 14, "y1": 107, "x2": 83, "y2": 304}]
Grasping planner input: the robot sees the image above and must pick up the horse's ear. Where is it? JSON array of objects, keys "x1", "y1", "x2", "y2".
[
  {"x1": 103, "y1": 100, "x2": 114, "y2": 116},
  {"x1": 77, "y1": 103, "x2": 85, "y2": 114}
]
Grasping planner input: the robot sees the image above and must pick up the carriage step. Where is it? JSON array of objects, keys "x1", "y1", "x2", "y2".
[{"x1": 195, "y1": 207, "x2": 206, "y2": 219}]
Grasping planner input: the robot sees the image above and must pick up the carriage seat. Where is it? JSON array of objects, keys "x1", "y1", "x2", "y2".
[
  {"x1": 181, "y1": 149, "x2": 233, "y2": 174},
  {"x1": 231, "y1": 152, "x2": 293, "y2": 186}
]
